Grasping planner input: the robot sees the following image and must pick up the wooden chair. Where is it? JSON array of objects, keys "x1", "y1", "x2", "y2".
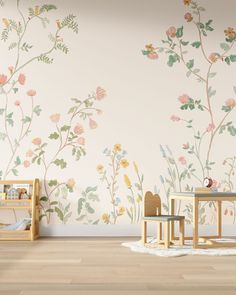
[{"x1": 141, "y1": 191, "x2": 185, "y2": 248}]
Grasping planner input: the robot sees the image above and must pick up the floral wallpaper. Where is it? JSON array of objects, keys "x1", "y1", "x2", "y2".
[{"x1": 0, "y1": 0, "x2": 236, "y2": 234}]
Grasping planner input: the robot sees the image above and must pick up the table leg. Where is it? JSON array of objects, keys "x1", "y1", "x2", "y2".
[
  {"x1": 193, "y1": 198, "x2": 199, "y2": 248},
  {"x1": 169, "y1": 198, "x2": 175, "y2": 241},
  {"x1": 217, "y1": 200, "x2": 222, "y2": 238},
  {"x1": 157, "y1": 222, "x2": 162, "y2": 244}
]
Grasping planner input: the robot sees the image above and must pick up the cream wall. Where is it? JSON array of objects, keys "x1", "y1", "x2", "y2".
[{"x1": 0, "y1": 0, "x2": 236, "y2": 235}]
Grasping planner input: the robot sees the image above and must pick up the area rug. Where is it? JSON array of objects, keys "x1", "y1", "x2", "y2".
[{"x1": 122, "y1": 238, "x2": 236, "y2": 257}]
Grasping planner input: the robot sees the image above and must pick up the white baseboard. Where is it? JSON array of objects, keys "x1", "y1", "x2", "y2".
[{"x1": 40, "y1": 224, "x2": 236, "y2": 237}]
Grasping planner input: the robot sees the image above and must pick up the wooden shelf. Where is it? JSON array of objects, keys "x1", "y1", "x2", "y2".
[{"x1": 0, "y1": 179, "x2": 40, "y2": 241}]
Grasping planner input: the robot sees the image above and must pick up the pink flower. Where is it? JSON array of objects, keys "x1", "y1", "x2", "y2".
[
  {"x1": 225, "y1": 98, "x2": 236, "y2": 108},
  {"x1": 18, "y1": 73, "x2": 26, "y2": 85},
  {"x1": 184, "y1": 12, "x2": 193, "y2": 22},
  {"x1": 8, "y1": 66, "x2": 14, "y2": 74},
  {"x1": 182, "y1": 143, "x2": 189, "y2": 149},
  {"x1": 23, "y1": 160, "x2": 30, "y2": 168},
  {"x1": 96, "y1": 87, "x2": 106, "y2": 100},
  {"x1": 14, "y1": 100, "x2": 21, "y2": 106},
  {"x1": 212, "y1": 179, "x2": 220, "y2": 188},
  {"x1": 89, "y1": 118, "x2": 97, "y2": 129},
  {"x1": 77, "y1": 137, "x2": 85, "y2": 145},
  {"x1": 0, "y1": 74, "x2": 7, "y2": 85},
  {"x1": 178, "y1": 94, "x2": 190, "y2": 104},
  {"x1": 27, "y1": 89, "x2": 36, "y2": 97},
  {"x1": 147, "y1": 52, "x2": 158, "y2": 59},
  {"x1": 50, "y1": 113, "x2": 61, "y2": 123},
  {"x1": 166, "y1": 26, "x2": 176, "y2": 38},
  {"x1": 209, "y1": 53, "x2": 220, "y2": 63},
  {"x1": 206, "y1": 123, "x2": 215, "y2": 132},
  {"x1": 170, "y1": 115, "x2": 180, "y2": 122},
  {"x1": 96, "y1": 109, "x2": 103, "y2": 115},
  {"x1": 74, "y1": 124, "x2": 84, "y2": 135},
  {"x1": 67, "y1": 178, "x2": 75, "y2": 189},
  {"x1": 32, "y1": 137, "x2": 42, "y2": 145},
  {"x1": 26, "y1": 149, "x2": 33, "y2": 157},
  {"x1": 178, "y1": 156, "x2": 187, "y2": 165}
]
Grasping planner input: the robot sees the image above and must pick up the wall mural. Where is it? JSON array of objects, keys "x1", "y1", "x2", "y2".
[{"x1": 143, "y1": 0, "x2": 236, "y2": 224}]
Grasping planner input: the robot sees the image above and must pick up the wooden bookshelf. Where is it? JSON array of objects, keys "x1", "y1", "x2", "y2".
[{"x1": 0, "y1": 179, "x2": 40, "y2": 241}]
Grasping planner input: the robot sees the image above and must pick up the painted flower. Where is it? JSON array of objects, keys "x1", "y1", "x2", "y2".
[
  {"x1": 18, "y1": 73, "x2": 26, "y2": 85},
  {"x1": 2, "y1": 18, "x2": 10, "y2": 28},
  {"x1": 225, "y1": 98, "x2": 236, "y2": 108},
  {"x1": 50, "y1": 113, "x2": 61, "y2": 123},
  {"x1": 14, "y1": 100, "x2": 21, "y2": 106},
  {"x1": 166, "y1": 26, "x2": 176, "y2": 38},
  {"x1": 96, "y1": 164, "x2": 104, "y2": 173},
  {"x1": 67, "y1": 178, "x2": 75, "y2": 189},
  {"x1": 224, "y1": 27, "x2": 236, "y2": 39},
  {"x1": 145, "y1": 44, "x2": 155, "y2": 52},
  {"x1": 170, "y1": 115, "x2": 180, "y2": 122},
  {"x1": 113, "y1": 144, "x2": 122, "y2": 152},
  {"x1": 118, "y1": 207, "x2": 125, "y2": 215},
  {"x1": 147, "y1": 52, "x2": 158, "y2": 59},
  {"x1": 182, "y1": 143, "x2": 189, "y2": 149},
  {"x1": 184, "y1": 12, "x2": 193, "y2": 22},
  {"x1": 178, "y1": 94, "x2": 190, "y2": 104},
  {"x1": 8, "y1": 66, "x2": 14, "y2": 74},
  {"x1": 124, "y1": 174, "x2": 132, "y2": 188},
  {"x1": 74, "y1": 124, "x2": 84, "y2": 135},
  {"x1": 183, "y1": 0, "x2": 192, "y2": 5},
  {"x1": 32, "y1": 137, "x2": 42, "y2": 145},
  {"x1": 178, "y1": 156, "x2": 187, "y2": 165},
  {"x1": 96, "y1": 87, "x2": 106, "y2": 100},
  {"x1": 96, "y1": 109, "x2": 103, "y2": 115},
  {"x1": 77, "y1": 137, "x2": 85, "y2": 145},
  {"x1": 206, "y1": 123, "x2": 215, "y2": 132},
  {"x1": 27, "y1": 89, "x2": 36, "y2": 97},
  {"x1": 136, "y1": 196, "x2": 142, "y2": 203},
  {"x1": 89, "y1": 118, "x2": 97, "y2": 129},
  {"x1": 209, "y1": 52, "x2": 220, "y2": 63},
  {"x1": 121, "y1": 159, "x2": 129, "y2": 168},
  {"x1": 101, "y1": 213, "x2": 110, "y2": 224},
  {"x1": 26, "y1": 149, "x2": 33, "y2": 157},
  {"x1": 23, "y1": 160, "x2": 30, "y2": 168},
  {"x1": 0, "y1": 74, "x2": 7, "y2": 85}
]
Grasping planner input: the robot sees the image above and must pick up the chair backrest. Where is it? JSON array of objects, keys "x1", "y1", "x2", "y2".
[{"x1": 143, "y1": 191, "x2": 162, "y2": 217}]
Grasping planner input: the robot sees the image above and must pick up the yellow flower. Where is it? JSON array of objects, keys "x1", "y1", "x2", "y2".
[
  {"x1": 96, "y1": 164, "x2": 104, "y2": 173},
  {"x1": 113, "y1": 144, "x2": 121, "y2": 152},
  {"x1": 224, "y1": 27, "x2": 236, "y2": 39},
  {"x1": 183, "y1": 0, "x2": 191, "y2": 5},
  {"x1": 118, "y1": 207, "x2": 125, "y2": 215},
  {"x1": 145, "y1": 44, "x2": 155, "y2": 52},
  {"x1": 101, "y1": 213, "x2": 110, "y2": 224},
  {"x1": 124, "y1": 174, "x2": 132, "y2": 189},
  {"x1": 2, "y1": 18, "x2": 9, "y2": 28},
  {"x1": 121, "y1": 159, "x2": 129, "y2": 168},
  {"x1": 34, "y1": 6, "x2": 40, "y2": 15},
  {"x1": 133, "y1": 161, "x2": 139, "y2": 174},
  {"x1": 136, "y1": 196, "x2": 142, "y2": 203}
]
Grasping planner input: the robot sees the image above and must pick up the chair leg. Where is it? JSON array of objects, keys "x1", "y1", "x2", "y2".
[
  {"x1": 164, "y1": 221, "x2": 170, "y2": 248},
  {"x1": 157, "y1": 222, "x2": 162, "y2": 245},
  {"x1": 142, "y1": 221, "x2": 147, "y2": 244},
  {"x1": 179, "y1": 219, "x2": 185, "y2": 246}
]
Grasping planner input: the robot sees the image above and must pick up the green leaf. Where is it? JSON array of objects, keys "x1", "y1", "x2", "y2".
[
  {"x1": 33, "y1": 105, "x2": 42, "y2": 116},
  {"x1": 14, "y1": 156, "x2": 21, "y2": 166},
  {"x1": 228, "y1": 125, "x2": 236, "y2": 136},
  {"x1": 56, "y1": 43, "x2": 69, "y2": 54},
  {"x1": 191, "y1": 41, "x2": 201, "y2": 48},
  {"x1": 53, "y1": 159, "x2": 67, "y2": 169},
  {"x1": 49, "y1": 132, "x2": 59, "y2": 140},
  {"x1": 46, "y1": 209, "x2": 54, "y2": 213},
  {"x1": 208, "y1": 86, "x2": 216, "y2": 97},
  {"x1": 167, "y1": 54, "x2": 179, "y2": 67},
  {"x1": 48, "y1": 179, "x2": 58, "y2": 187},
  {"x1": 222, "y1": 105, "x2": 232, "y2": 112},
  {"x1": 40, "y1": 4, "x2": 57, "y2": 12},
  {"x1": 76, "y1": 214, "x2": 86, "y2": 221},
  {"x1": 85, "y1": 202, "x2": 95, "y2": 214},
  {"x1": 234, "y1": 86, "x2": 236, "y2": 94},
  {"x1": 50, "y1": 201, "x2": 58, "y2": 206},
  {"x1": 180, "y1": 40, "x2": 189, "y2": 46},
  {"x1": 0, "y1": 132, "x2": 6, "y2": 140},
  {"x1": 209, "y1": 72, "x2": 217, "y2": 78},
  {"x1": 12, "y1": 168, "x2": 18, "y2": 176},
  {"x1": 55, "y1": 206, "x2": 64, "y2": 221},
  {"x1": 225, "y1": 57, "x2": 230, "y2": 65},
  {"x1": 176, "y1": 26, "x2": 183, "y2": 38},
  {"x1": 78, "y1": 198, "x2": 85, "y2": 215},
  {"x1": 0, "y1": 109, "x2": 4, "y2": 115},
  {"x1": 230, "y1": 55, "x2": 236, "y2": 62},
  {"x1": 220, "y1": 43, "x2": 230, "y2": 51},
  {"x1": 186, "y1": 59, "x2": 194, "y2": 69},
  {"x1": 61, "y1": 125, "x2": 70, "y2": 132},
  {"x1": 38, "y1": 54, "x2": 54, "y2": 64},
  {"x1": 22, "y1": 116, "x2": 31, "y2": 123}
]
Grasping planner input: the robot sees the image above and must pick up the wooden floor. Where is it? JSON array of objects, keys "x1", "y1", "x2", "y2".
[{"x1": 0, "y1": 237, "x2": 236, "y2": 294}]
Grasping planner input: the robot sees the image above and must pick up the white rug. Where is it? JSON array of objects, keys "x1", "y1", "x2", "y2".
[{"x1": 122, "y1": 238, "x2": 236, "y2": 257}]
